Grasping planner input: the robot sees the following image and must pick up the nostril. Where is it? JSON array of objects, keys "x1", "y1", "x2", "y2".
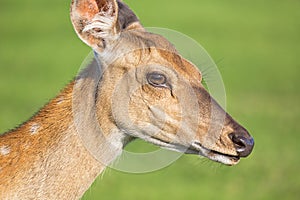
[
  {"x1": 232, "y1": 136, "x2": 246, "y2": 150},
  {"x1": 229, "y1": 132, "x2": 254, "y2": 157}
]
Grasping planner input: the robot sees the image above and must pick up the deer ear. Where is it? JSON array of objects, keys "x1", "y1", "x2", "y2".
[
  {"x1": 116, "y1": 1, "x2": 144, "y2": 31},
  {"x1": 71, "y1": 0, "x2": 120, "y2": 50}
]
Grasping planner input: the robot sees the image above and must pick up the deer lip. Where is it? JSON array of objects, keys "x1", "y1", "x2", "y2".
[
  {"x1": 188, "y1": 142, "x2": 240, "y2": 166},
  {"x1": 148, "y1": 136, "x2": 240, "y2": 165},
  {"x1": 206, "y1": 149, "x2": 240, "y2": 164}
]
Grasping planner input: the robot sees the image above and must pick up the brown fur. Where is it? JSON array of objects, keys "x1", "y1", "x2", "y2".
[{"x1": 0, "y1": 82, "x2": 103, "y2": 199}]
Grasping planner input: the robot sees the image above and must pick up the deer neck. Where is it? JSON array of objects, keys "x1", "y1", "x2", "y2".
[{"x1": 0, "y1": 58, "x2": 127, "y2": 199}]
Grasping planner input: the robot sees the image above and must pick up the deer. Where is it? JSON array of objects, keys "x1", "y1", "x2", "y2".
[{"x1": 0, "y1": 0, "x2": 254, "y2": 199}]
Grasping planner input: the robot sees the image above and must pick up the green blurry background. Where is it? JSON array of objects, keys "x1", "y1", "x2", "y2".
[{"x1": 0, "y1": 0, "x2": 299, "y2": 199}]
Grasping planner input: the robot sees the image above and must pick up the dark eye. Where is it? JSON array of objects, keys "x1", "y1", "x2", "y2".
[{"x1": 146, "y1": 72, "x2": 167, "y2": 87}]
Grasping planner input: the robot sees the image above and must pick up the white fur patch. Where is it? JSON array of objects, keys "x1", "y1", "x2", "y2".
[
  {"x1": 30, "y1": 123, "x2": 40, "y2": 135},
  {"x1": 0, "y1": 145, "x2": 10, "y2": 156},
  {"x1": 24, "y1": 143, "x2": 31, "y2": 150},
  {"x1": 56, "y1": 97, "x2": 64, "y2": 104},
  {"x1": 83, "y1": 2, "x2": 119, "y2": 40}
]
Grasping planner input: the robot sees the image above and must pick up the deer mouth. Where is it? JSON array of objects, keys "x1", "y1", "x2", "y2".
[
  {"x1": 148, "y1": 136, "x2": 240, "y2": 166},
  {"x1": 187, "y1": 142, "x2": 240, "y2": 166}
]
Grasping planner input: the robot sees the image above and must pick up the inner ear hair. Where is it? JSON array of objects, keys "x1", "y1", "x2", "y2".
[
  {"x1": 82, "y1": 0, "x2": 119, "y2": 42},
  {"x1": 70, "y1": 0, "x2": 119, "y2": 49},
  {"x1": 71, "y1": 0, "x2": 143, "y2": 50}
]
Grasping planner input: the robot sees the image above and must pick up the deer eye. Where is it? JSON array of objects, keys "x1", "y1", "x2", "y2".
[{"x1": 146, "y1": 72, "x2": 168, "y2": 88}]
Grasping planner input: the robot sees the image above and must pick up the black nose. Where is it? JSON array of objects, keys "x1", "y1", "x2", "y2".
[{"x1": 229, "y1": 130, "x2": 254, "y2": 157}]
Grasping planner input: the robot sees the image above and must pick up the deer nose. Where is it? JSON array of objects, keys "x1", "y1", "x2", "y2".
[{"x1": 229, "y1": 130, "x2": 254, "y2": 157}]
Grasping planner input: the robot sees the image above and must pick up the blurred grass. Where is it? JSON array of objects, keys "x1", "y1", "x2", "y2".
[{"x1": 0, "y1": 0, "x2": 299, "y2": 199}]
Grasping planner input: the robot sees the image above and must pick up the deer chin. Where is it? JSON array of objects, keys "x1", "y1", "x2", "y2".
[{"x1": 147, "y1": 137, "x2": 240, "y2": 166}]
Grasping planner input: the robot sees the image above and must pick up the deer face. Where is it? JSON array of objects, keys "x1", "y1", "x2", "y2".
[{"x1": 71, "y1": 0, "x2": 254, "y2": 166}]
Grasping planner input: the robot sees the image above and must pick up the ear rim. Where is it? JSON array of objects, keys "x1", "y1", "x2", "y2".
[{"x1": 70, "y1": 0, "x2": 120, "y2": 50}]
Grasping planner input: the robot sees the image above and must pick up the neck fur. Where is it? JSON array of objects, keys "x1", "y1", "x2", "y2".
[{"x1": 0, "y1": 58, "x2": 127, "y2": 199}]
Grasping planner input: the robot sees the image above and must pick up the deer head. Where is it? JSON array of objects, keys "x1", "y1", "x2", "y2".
[{"x1": 70, "y1": 0, "x2": 254, "y2": 166}]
